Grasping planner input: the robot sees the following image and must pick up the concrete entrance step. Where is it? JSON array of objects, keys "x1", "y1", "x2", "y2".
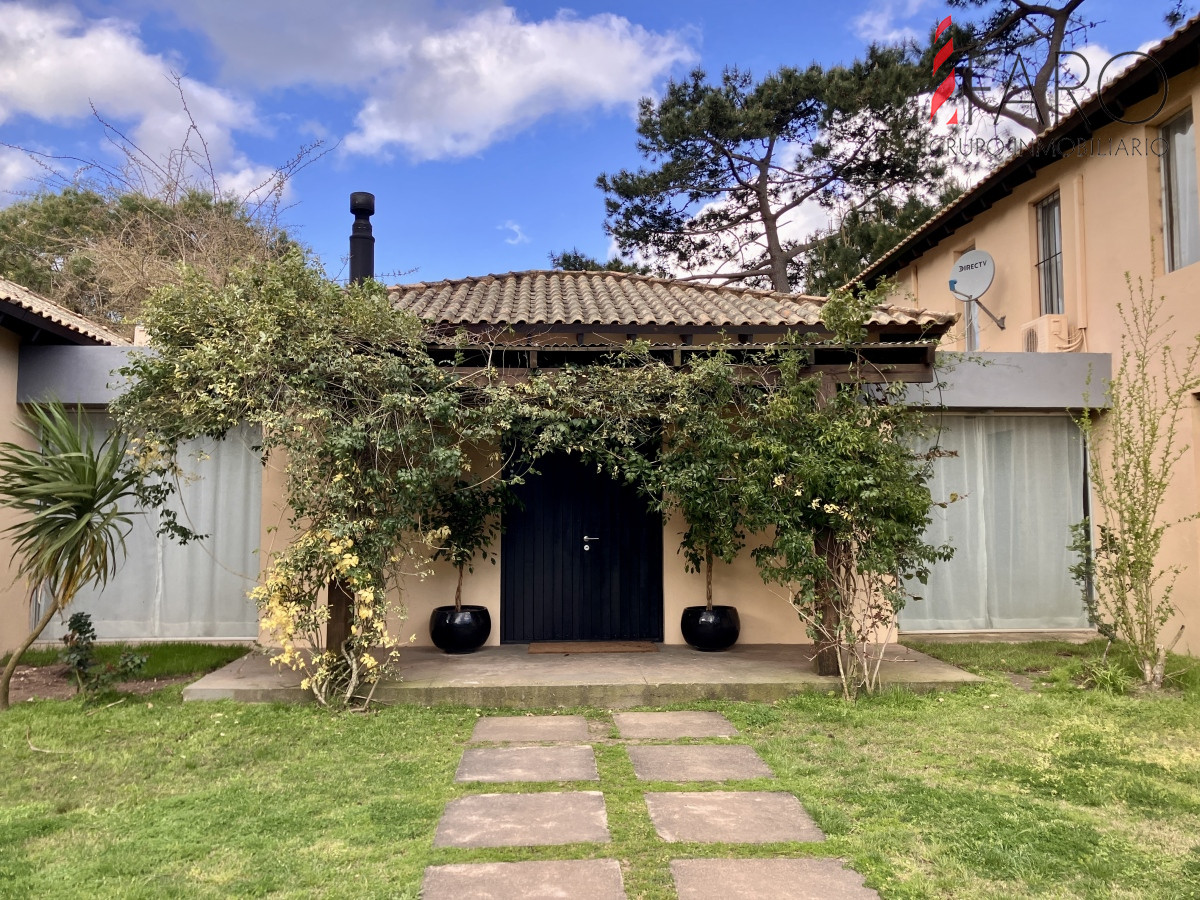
[{"x1": 184, "y1": 644, "x2": 983, "y2": 705}]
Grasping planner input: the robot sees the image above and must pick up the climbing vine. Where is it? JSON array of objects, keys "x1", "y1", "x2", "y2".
[{"x1": 117, "y1": 254, "x2": 945, "y2": 705}]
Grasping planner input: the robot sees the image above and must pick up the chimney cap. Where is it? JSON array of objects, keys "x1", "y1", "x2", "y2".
[{"x1": 350, "y1": 191, "x2": 375, "y2": 216}]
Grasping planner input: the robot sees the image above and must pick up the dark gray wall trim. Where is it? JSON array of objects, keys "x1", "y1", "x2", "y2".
[
  {"x1": 17, "y1": 346, "x2": 1111, "y2": 412},
  {"x1": 18, "y1": 346, "x2": 142, "y2": 405},
  {"x1": 911, "y1": 351, "x2": 1112, "y2": 410}
]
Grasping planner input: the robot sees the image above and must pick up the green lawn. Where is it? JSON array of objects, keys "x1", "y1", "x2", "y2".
[
  {"x1": 3, "y1": 642, "x2": 251, "y2": 679},
  {"x1": 1, "y1": 642, "x2": 1198, "y2": 898}
]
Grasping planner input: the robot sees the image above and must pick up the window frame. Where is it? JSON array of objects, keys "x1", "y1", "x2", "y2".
[
  {"x1": 1034, "y1": 191, "x2": 1064, "y2": 316},
  {"x1": 1160, "y1": 108, "x2": 1200, "y2": 273}
]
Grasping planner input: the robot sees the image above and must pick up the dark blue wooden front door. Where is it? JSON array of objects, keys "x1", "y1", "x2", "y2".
[{"x1": 501, "y1": 453, "x2": 663, "y2": 643}]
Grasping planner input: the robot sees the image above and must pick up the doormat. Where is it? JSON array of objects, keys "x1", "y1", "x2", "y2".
[{"x1": 529, "y1": 641, "x2": 659, "y2": 654}]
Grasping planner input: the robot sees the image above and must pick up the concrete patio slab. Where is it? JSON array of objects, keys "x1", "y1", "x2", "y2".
[
  {"x1": 455, "y1": 745, "x2": 598, "y2": 782},
  {"x1": 671, "y1": 858, "x2": 878, "y2": 899},
  {"x1": 423, "y1": 860, "x2": 626, "y2": 900},
  {"x1": 470, "y1": 714, "x2": 590, "y2": 742},
  {"x1": 645, "y1": 791, "x2": 824, "y2": 843},
  {"x1": 434, "y1": 792, "x2": 610, "y2": 847},
  {"x1": 628, "y1": 745, "x2": 773, "y2": 782},
  {"x1": 183, "y1": 644, "x2": 984, "y2": 706},
  {"x1": 614, "y1": 711, "x2": 737, "y2": 739}
]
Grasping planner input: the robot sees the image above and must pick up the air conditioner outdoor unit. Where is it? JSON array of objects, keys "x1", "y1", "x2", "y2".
[{"x1": 1021, "y1": 314, "x2": 1070, "y2": 352}]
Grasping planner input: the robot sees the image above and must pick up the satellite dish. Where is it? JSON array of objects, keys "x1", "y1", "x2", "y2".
[
  {"x1": 948, "y1": 249, "x2": 995, "y2": 300},
  {"x1": 948, "y1": 249, "x2": 1005, "y2": 330}
]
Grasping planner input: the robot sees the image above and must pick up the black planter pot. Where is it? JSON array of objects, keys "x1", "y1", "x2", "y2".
[
  {"x1": 429, "y1": 605, "x2": 491, "y2": 654},
  {"x1": 680, "y1": 605, "x2": 741, "y2": 651}
]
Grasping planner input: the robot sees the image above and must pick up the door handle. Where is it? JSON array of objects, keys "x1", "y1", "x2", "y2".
[
  {"x1": 583, "y1": 535, "x2": 598, "y2": 551},
  {"x1": 583, "y1": 536, "x2": 599, "y2": 541}
]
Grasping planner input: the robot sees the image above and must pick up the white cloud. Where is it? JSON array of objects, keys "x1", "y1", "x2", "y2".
[
  {"x1": 344, "y1": 8, "x2": 695, "y2": 160},
  {"x1": 498, "y1": 220, "x2": 529, "y2": 245},
  {"x1": 0, "y1": 2, "x2": 255, "y2": 193},
  {"x1": 153, "y1": 1, "x2": 695, "y2": 162},
  {"x1": 0, "y1": 145, "x2": 39, "y2": 196},
  {"x1": 144, "y1": 0, "x2": 452, "y2": 91},
  {"x1": 853, "y1": 0, "x2": 936, "y2": 44}
]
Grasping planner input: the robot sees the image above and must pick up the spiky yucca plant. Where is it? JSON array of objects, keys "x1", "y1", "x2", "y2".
[{"x1": 0, "y1": 402, "x2": 140, "y2": 709}]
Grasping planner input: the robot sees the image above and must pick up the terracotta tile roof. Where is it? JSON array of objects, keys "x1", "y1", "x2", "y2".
[
  {"x1": 0, "y1": 277, "x2": 128, "y2": 346},
  {"x1": 389, "y1": 270, "x2": 954, "y2": 331},
  {"x1": 853, "y1": 12, "x2": 1200, "y2": 287}
]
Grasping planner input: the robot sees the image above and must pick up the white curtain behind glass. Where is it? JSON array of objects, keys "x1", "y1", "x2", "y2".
[
  {"x1": 1164, "y1": 109, "x2": 1200, "y2": 271},
  {"x1": 901, "y1": 415, "x2": 1089, "y2": 631},
  {"x1": 63, "y1": 416, "x2": 262, "y2": 639}
]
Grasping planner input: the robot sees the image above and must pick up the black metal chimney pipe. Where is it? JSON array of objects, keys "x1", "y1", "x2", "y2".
[{"x1": 349, "y1": 191, "x2": 375, "y2": 284}]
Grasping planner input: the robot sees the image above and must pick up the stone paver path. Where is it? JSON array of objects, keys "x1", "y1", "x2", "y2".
[
  {"x1": 614, "y1": 710, "x2": 737, "y2": 739},
  {"x1": 645, "y1": 791, "x2": 825, "y2": 843},
  {"x1": 628, "y1": 744, "x2": 773, "y2": 782},
  {"x1": 455, "y1": 745, "x2": 599, "y2": 782},
  {"x1": 423, "y1": 860, "x2": 627, "y2": 900},
  {"x1": 471, "y1": 714, "x2": 589, "y2": 742},
  {"x1": 434, "y1": 791, "x2": 610, "y2": 847},
  {"x1": 671, "y1": 859, "x2": 879, "y2": 899},
  {"x1": 426, "y1": 711, "x2": 878, "y2": 898}
]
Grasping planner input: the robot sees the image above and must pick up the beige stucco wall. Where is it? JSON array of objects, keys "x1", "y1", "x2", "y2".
[
  {"x1": 0, "y1": 329, "x2": 34, "y2": 655},
  {"x1": 885, "y1": 67, "x2": 1200, "y2": 653}
]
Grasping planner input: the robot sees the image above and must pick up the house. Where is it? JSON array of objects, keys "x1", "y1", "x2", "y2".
[
  {"x1": 0, "y1": 278, "x2": 128, "y2": 654},
  {"x1": 855, "y1": 14, "x2": 1200, "y2": 653},
  {"x1": 377, "y1": 269, "x2": 953, "y2": 646},
  {"x1": 4, "y1": 265, "x2": 963, "y2": 655}
]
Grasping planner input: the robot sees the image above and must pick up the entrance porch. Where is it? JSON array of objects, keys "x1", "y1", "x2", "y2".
[{"x1": 182, "y1": 643, "x2": 984, "y2": 706}]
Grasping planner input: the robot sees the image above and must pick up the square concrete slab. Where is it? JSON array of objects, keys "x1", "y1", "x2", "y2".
[
  {"x1": 455, "y1": 746, "x2": 598, "y2": 783},
  {"x1": 614, "y1": 711, "x2": 737, "y2": 739},
  {"x1": 628, "y1": 745, "x2": 773, "y2": 781},
  {"x1": 671, "y1": 858, "x2": 878, "y2": 899},
  {"x1": 471, "y1": 715, "x2": 589, "y2": 742},
  {"x1": 644, "y1": 791, "x2": 824, "y2": 843},
  {"x1": 423, "y1": 860, "x2": 627, "y2": 900},
  {"x1": 435, "y1": 792, "x2": 610, "y2": 847}
]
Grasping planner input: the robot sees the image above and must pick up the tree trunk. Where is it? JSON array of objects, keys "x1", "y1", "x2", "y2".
[
  {"x1": 705, "y1": 547, "x2": 714, "y2": 611},
  {"x1": 759, "y1": 200, "x2": 791, "y2": 292},
  {"x1": 0, "y1": 590, "x2": 58, "y2": 711},
  {"x1": 326, "y1": 580, "x2": 354, "y2": 656},
  {"x1": 814, "y1": 528, "x2": 842, "y2": 677},
  {"x1": 455, "y1": 564, "x2": 465, "y2": 612}
]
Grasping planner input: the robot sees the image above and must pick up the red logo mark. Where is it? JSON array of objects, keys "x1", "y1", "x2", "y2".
[{"x1": 931, "y1": 15, "x2": 958, "y2": 124}]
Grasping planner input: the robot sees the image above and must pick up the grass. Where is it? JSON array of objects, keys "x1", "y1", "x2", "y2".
[
  {"x1": 0, "y1": 641, "x2": 1198, "y2": 898},
  {"x1": 2, "y1": 642, "x2": 250, "y2": 679}
]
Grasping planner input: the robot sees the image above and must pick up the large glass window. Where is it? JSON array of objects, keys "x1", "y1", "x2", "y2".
[
  {"x1": 1035, "y1": 191, "x2": 1064, "y2": 315},
  {"x1": 41, "y1": 416, "x2": 263, "y2": 639},
  {"x1": 901, "y1": 415, "x2": 1089, "y2": 631},
  {"x1": 1162, "y1": 109, "x2": 1200, "y2": 271}
]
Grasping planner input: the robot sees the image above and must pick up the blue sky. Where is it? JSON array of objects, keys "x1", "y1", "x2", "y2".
[{"x1": 0, "y1": 1, "x2": 1183, "y2": 285}]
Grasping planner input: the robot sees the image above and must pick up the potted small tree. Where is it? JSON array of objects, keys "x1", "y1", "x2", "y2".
[
  {"x1": 664, "y1": 354, "x2": 747, "y2": 651},
  {"x1": 427, "y1": 480, "x2": 511, "y2": 653}
]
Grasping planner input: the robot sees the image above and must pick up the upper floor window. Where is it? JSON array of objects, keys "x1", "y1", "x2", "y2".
[
  {"x1": 1035, "y1": 191, "x2": 1064, "y2": 316},
  {"x1": 1161, "y1": 109, "x2": 1200, "y2": 271}
]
